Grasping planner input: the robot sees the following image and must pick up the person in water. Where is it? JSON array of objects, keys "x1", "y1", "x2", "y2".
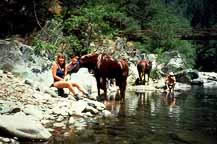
[
  {"x1": 52, "y1": 53, "x2": 87, "y2": 100},
  {"x1": 165, "y1": 72, "x2": 176, "y2": 93}
]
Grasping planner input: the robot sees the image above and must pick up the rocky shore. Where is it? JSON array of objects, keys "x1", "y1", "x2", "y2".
[
  {"x1": 0, "y1": 69, "x2": 114, "y2": 143},
  {"x1": 1, "y1": 40, "x2": 217, "y2": 143}
]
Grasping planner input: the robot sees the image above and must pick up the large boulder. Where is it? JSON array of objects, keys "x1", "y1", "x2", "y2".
[
  {"x1": 0, "y1": 100, "x2": 23, "y2": 115},
  {"x1": 161, "y1": 51, "x2": 186, "y2": 73},
  {"x1": 127, "y1": 62, "x2": 139, "y2": 85},
  {"x1": 198, "y1": 72, "x2": 217, "y2": 88},
  {"x1": 175, "y1": 69, "x2": 199, "y2": 84},
  {"x1": 0, "y1": 113, "x2": 51, "y2": 141},
  {"x1": 0, "y1": 40, "x2": 53, "y2": 87},
  {"x1": 70, "y1": 68, "x2": 98, "y2": 100},
  {"x1": 0, "y1": 40, "x2": 24, "y2": 71},
  {"x1": 18, "y1": 42, "x2": 34, "y2": 63}
]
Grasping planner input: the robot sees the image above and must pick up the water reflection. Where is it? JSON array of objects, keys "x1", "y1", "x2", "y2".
[
  {"x1": 104, "y1": 100, "x2": 122, "y2": 116},
  {"x1": 97, "y1": 88, "x2": 217, "y2": 144},
  {"x1": 27, "y1": 88, "x2": 217, "y2": 144},
  {"x1": 104, "y1": 91, "x2": 155, "y2": 117}
]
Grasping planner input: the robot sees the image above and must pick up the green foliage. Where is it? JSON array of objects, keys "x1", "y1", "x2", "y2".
[
  {"x1": 172, "y1": 0, "x2": 217, "y2": 27},
  {"x1": 31, "y1": 0, "x2": 197, "y2": 69},
  {"x1": 135, "y1": 0, "x2": 195, "y2": 68},
  {"x1": 65, "y1": 35, "x2": 91, "y2": 55},
  {"x1": 32, "y1": 18, "x2": 91, "y2": 57},
  {"x1": 63, "y1": 2, "x2": 126, "y2": 36},
  {"x1": 155, "y1": 39, "x2": 196, "y2": 68},
  {"x1": 32, "y1": 19, "x2": 64, "y2": 57},
  {"x1": 150, "y1": 68, "x2": 163, "y2": 80},
  {"x1": 58, "y1": 0, "x2": 141, "y2": 54},
  {"x1": 170, "y1": 0, "x2": 217, "y2": 71},
  {"x1": 146, "y1": 0, "x2": 190, "y2": 47},
  {"x1": 155, "y1": 48, "x2": 170, "y2": 64},
  {"x1": 135, "y1": 42, "x2": 149, "y2": 53},
  {"x1": 32, "y1": 39, "x2": 58, "y2": 56},
  {"x1": 174, "y1": 39, "x2": 196, "y2": 67}
]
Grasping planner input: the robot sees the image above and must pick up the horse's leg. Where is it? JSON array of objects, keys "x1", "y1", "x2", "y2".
[
  {"x1": 96, "y1": 76, "x2": 101, "y2": 98},
  {"x1": 143, "y1": 73, "x2": 146, "y2": 85},
  {"x1": 138, "y1": 71, "x2": 142, "y2": 83},
  {"x1": 102, "y1": 78, "x2": 108, "y2": 100},
  {"x1": 147, "y1": 72, "x2": 150, "y2": 85},
  {"x1": 119, "y1": 79, "x2": 127, "y2": 103}
]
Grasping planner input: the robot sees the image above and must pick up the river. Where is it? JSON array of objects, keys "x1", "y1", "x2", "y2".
[{"x1": 29, "y1": 86, "x2": 217, "y2": 144}]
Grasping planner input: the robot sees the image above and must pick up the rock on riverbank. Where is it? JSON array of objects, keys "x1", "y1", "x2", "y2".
[{"x1": 0, "y1": 70, "x2": 112, "y2": 143}]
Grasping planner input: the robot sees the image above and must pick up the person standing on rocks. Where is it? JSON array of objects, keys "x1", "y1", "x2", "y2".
[{"x1": 51, "y1": 53, "x2": 87, "y2": 100}]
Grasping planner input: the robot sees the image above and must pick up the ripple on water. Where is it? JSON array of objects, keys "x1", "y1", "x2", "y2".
[{"x1": 31, "y1": 88, "x2": 217, "y2": 144}]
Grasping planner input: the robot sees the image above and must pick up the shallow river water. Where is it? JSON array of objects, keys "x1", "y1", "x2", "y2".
[{"x1": 38, "y1": 87, "x2": 217, "y2": 144}]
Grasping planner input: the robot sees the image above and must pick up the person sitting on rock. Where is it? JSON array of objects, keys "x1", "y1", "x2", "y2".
[
  {"x1": 67, "y1": 55, "x2": 80, "y2": 75},
  {"x1": 165, "y1": 72, "x2": 176, "y2": 93},
  {"x1": 51, "y1": 53, "x2": 87, "y2": 100}
]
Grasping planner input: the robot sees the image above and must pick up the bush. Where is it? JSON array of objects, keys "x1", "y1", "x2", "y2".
[
  {"x1": 150, "y1": 68, "x2": 162, "y2": 80},
  {"x1": 32, "y1": 39, "x2": 57, "y2": 58},
  {"x1": 32, "y1": 19, "x2": 64, "y2": 57}
]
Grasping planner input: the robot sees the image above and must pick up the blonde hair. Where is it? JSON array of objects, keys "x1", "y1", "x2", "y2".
[{"x1": 56, "y1": 53, "x2": 66, "y2": 69}]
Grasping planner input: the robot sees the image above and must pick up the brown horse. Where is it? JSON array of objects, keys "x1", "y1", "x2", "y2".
[
  {"x1": 137, "y1": 60, "x2": 152, "y2": 85},
  {"x1": 79, "y1": 53, "x2": 129, "y2": 101}
]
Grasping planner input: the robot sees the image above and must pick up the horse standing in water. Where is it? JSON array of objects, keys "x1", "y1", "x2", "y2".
[
  {"x1": 79, "y1": 53, "x2": 129, "y2": 101},
  {"x1": 137, "y1": 60, "x2": 152, "y2": 85}
]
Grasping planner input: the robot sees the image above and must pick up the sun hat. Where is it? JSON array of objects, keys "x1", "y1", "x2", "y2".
[{"x1": 169, "y1": 72, "x2": 174, "y2": 76}]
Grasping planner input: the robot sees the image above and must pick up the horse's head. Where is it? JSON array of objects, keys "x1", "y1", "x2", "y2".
[
  {"x1": 79, "y1": 53, "x2": 99, "y2": 69},
  {"x1": 147, "y1": 60, "x2": 152, "y2": 69},
  {"x1": 67, "y1": 56, "x2": 81, "y2": 74}
]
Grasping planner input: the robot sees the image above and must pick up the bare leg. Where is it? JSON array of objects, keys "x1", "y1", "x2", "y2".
[
  {"x1": 71, "y1": 82, "x2": 87, "y2": 95},
  {"x1": 172, "y1": 83, "x2": 176, "y2": 93},
  {"x1": 67, "y1": 84, "x2": 78, "y2": 95},
  {"x1": 54, "y1": 81, "x2": 77, "y2": 96},
  {"x1": 166, "y1": 82, "x2": 169, "y2": 92}
]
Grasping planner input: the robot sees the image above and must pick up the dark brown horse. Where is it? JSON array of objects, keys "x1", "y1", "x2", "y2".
[
  {"x1": 137, "y1": 60, "x2": 152, "y2": 85},
  {"x1": 79, "y1": 53, "x2": 129, "y2": 101}
]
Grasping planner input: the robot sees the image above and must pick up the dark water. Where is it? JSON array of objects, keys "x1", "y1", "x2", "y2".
[{"x1": 49, "y1": 87, "x2": 217, "y2": 144}]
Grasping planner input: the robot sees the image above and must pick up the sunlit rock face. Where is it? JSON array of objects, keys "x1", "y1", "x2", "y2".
[
  {"x1": 198, "y1": 72, "x2": 217, "y2": 88},
  {"x1": 0, "y1": 40, "x2": 53, "y2": 91},
  {"x1": 161, "y1": 51, "x2": 186, "y2": 74},
  {"x1": 0, "y1": 40, "x2": 24, "y2": 71}
]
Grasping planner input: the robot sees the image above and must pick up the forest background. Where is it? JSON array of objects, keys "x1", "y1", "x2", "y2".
[{"x1": 0, "y1": 0, "x2": 217, "y2": 72}]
